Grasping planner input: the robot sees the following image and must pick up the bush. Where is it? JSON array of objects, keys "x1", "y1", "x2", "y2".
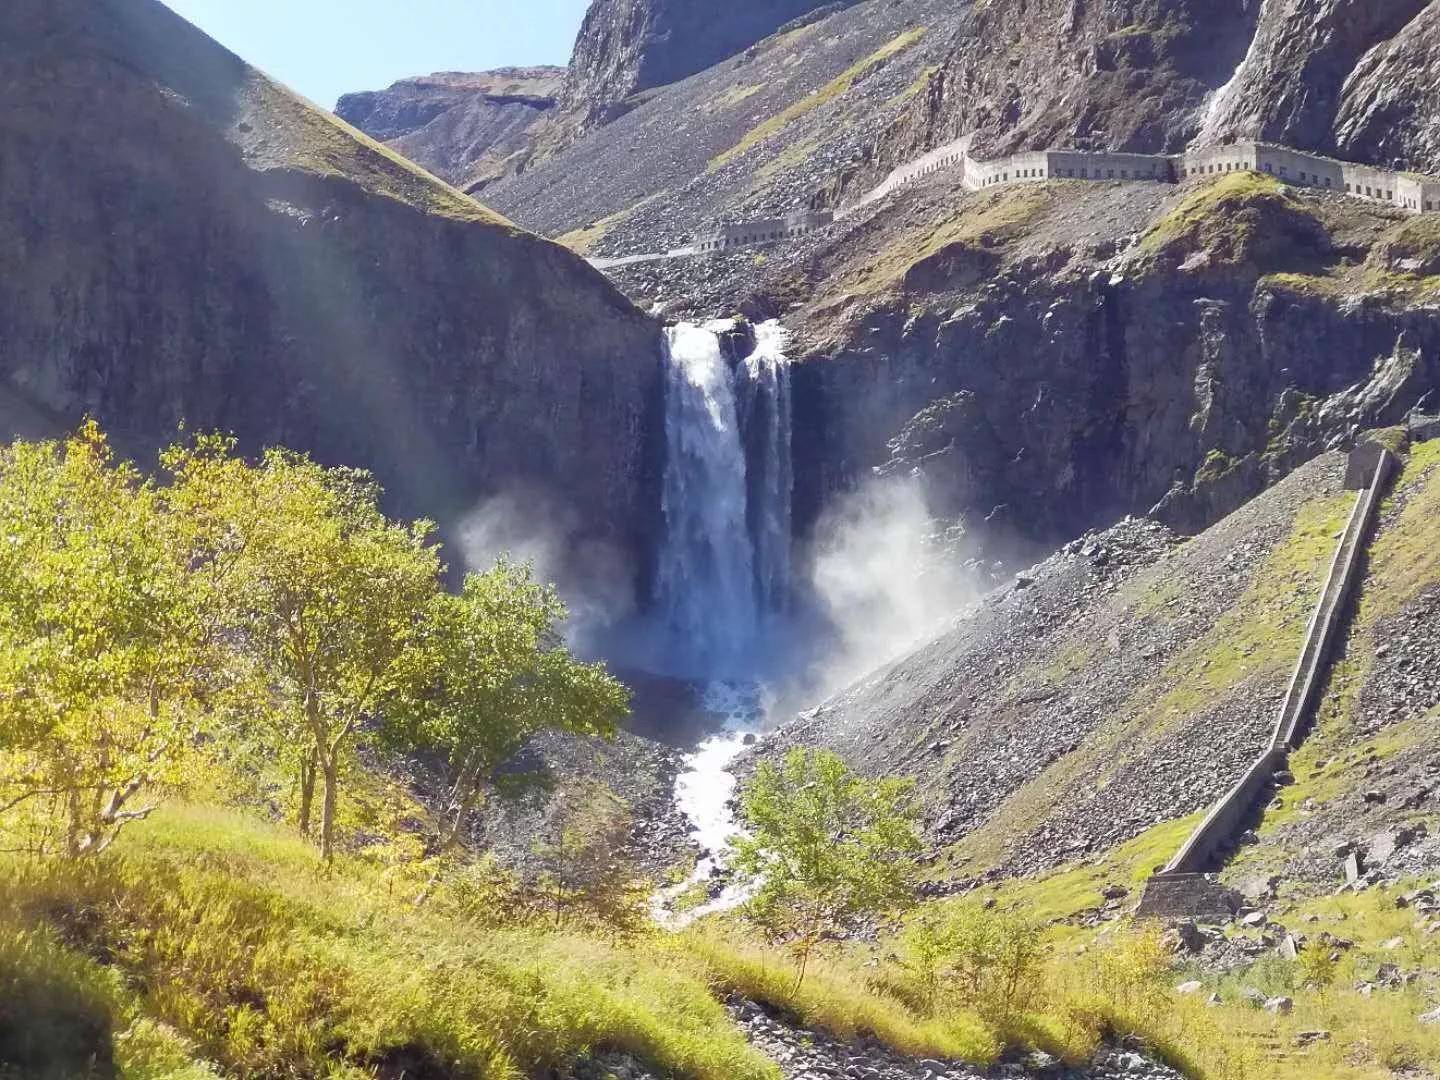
[{"x1": 898, "y1": 903, "x2": 1045, "y2": 1025}]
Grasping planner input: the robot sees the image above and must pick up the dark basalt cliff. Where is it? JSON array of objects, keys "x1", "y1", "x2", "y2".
[
  {"x1": 0, "y1": 0, "x2": 663, "y2": 591},
  {"x1": 610, "y1": 171, "x2": 1440, "y2": 558},
  {"x1": 334, "y1": 68, "x2": 564, "y2": 192},
  {"x1": 561, "y1": 0, "x2": 849, "y2": 124}
]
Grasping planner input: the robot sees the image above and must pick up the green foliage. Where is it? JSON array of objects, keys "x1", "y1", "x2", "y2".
[
  {"x1": 898, "y1": 903, "x2": 1044, "y2": 1024},
  {"x1": 1140, "y1": 172, "x2": 1330, "y2": 272},
  {"x1": 733, "y1": 748, "x2": 921, "y2": 986},
  {"x1": 390, "y1": 559, "x2": 629, "y2": 867},
  {"x1": 0, "y1": 804, "x2": 776, "y2": 1080},
  {"x1": 3, "y1": 425, "x2": 631, "y2": 869},
  {"x1": 681, "y1": 927, "x2": 1001, "y2": 1064},
  {"x1": 0, "y1": 921, "x2": 219, "y2": 1079},
  {"x1": 164, "y1": 435, "x2": 441, "y2": 861},
  {"x1": 530, "y1": 783, "x2": 650, "y2": 935},
  {"x1": 0, "y1": 423, "x2": 209, "y2": 857}
]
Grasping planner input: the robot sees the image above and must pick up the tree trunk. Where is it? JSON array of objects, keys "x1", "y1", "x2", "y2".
[
  {"x1": 414, "y1": 764, "x2": 480, "y2": 908},
  {"x1": 298, "y1": 746, "x2": 317, "y2": 837},
  {"x1": 319, "y1": 754, "x2": 339, "y2": 862}
]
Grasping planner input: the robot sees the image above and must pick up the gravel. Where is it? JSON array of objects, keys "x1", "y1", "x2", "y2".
[{"x1": 760, "y1": 452, "x2": 1351, "y2": 878}]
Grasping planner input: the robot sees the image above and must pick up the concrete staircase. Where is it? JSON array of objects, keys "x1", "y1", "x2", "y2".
[{"x1": 1138, "y1": 444, "x2": 1398, "y2": 918}]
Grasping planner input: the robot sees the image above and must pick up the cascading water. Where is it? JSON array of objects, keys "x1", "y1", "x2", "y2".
[
  {"x1": 654, "y1": 321, "x2": 763, "y2": 678},
  {"x1": 654, "y1": 319, "x2": 793, "y2": 676},
  {"x1": 652, "y1": 318, "x2": 793, "y2": 923},
  {"x1": 736, "y1": 321, "x2": 793, "y2": 621}
]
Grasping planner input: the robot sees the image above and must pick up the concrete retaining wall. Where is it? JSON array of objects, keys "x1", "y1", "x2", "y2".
[
  {"x1": 693, "y1": 209, "x2": 834, "y2": 253},
  {"x1": 683, "y1": 140, "x2": 1438, "y2": 258},
  {"x1": 1154, "y1": 447, "x2": 1396, "y2": 879},
  {"x1": 841, "y1": 139, "x2": 1440, "y2": 218}
]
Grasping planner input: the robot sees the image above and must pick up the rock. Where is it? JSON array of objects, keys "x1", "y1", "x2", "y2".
[
  {"x1": 1176, "y1": 980, "x2": 1204, "y2": 995},
  {"x1": 335, "y1": 68, "x2": 565, "y2": 190},
  {"x1": 1345, "y1": 852, "x2": 1364, "y2": 884},
  {"x1": 1241, "y1": 911, "x2": 1269, "y2": 928},
  {"x1": 1, "y1": 0, "x2": 664, "y2": 595},
  {"x1": 1161, "y1": 921, "x2": 1208, "y2": 954},
  {"x1": 1263, "y1": 996, "x2": 1294, "y2": 1015},
  {"x1": 1368, "y1": 825, "x2": 1419, "y2": 867},
  {"x1": 1295, "y1": 1030, "x2": 1331, "y2": 1045},
  {"x1": 1420, "y1": 1006, "x2": 1440, "y2": 1026},
  {"x1": 561, "y1": 0, "x2": 841, "y2": 121},
  {"x1": 1102, "y1": 883, "x2": 1130, "y2": 900},
  {"x1": 1242, "y1": 987, "x2": 1269, "y2": 1007}
]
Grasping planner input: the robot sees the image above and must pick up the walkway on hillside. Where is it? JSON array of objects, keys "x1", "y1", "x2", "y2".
[{"x1": 1138, "y1": 445, "x2": 1398, "y2": 919}]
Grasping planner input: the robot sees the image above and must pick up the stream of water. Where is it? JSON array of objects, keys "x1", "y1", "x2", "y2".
[{"x1": 650, "y1": 319, "x2": 793, "y2": 924}]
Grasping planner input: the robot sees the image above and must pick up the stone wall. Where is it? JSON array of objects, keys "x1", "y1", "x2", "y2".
[
  {"x1": 1155, "y1": 447, "x2": 1395, "y2": 878},
  {"x1": 693, "y1": 209, "x2": 834, "y2": 253},
  {"x1": 687, "y1": 138, "x2": 1437, "y2": 258},
  {"x1": 847, "y1": 138, "x2": 1440, "y2": 215}
]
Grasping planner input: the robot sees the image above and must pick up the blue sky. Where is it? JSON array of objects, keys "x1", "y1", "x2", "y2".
[{"x1": 160, "y1": 0, "x2": 591, "y2": 108}]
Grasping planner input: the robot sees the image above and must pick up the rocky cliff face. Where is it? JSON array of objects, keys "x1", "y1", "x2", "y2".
[
  {"x1": 334, "y1": 68, "x2": 563, "y2": 192},
  {"x1": 561, "y1": 0, "x2": 848, "y2": 124},
  {"x1": 0, "y1": 0, "x2": 663, "y2": 596},
  {"x1": 1331, "y1": 3, "x2": 1440, "y2": 169},
  {"x1": 880, "y1": 0, "x2": 1258, "y2": 165},
  {"x1": 1195, "y1": 0, "x2": 1434, "y2": 161},
  {"x1": 875, "y1": 0, "x2": 1440, "y2": 185},
  {"x1": 609, "y1": 169, "x2": 1440, "y2": 558}
]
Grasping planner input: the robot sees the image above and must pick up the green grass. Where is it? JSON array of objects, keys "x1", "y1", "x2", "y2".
[
  {"x1": 0, "y1": 924, "x2": 220, "y2": 1079},
  {"x1": 1140, "y1": 173, "x2": 1329, "y2": 271},
  {"x1": 681, "y1": 929, "x2": 1001, "y2": 1063},
  {"x1": 701, "y1": 82, "x2": 765, "y2": 114},
  {"x1": 0, "y1": 804, "x2": 777, "y2": 1080},
  {"x1": 1141, "y1": 491, "x2": 1354, "y2": 721},
  {"x1": 1358, "y1": 437, "x2": 1440, "y2": 620},
  {"x1": 710, "y1": 27, "x2": 928, "y2": 169},
  {"x1": 242, "y1": 72, "x2": 515, "y2": 228},
  {"x1": 1159, "y1": 883, "x2": 1440, "y2": 1079},
  {"x1": 937, "y1": 482, "x2": 1352, "y2": 878},
  {"x1": 964, "y1": 815, "x2": 1203, "y2": 934},
  {"x1": 1222, "y1": 439, "x2": 1440, "y2": 869},
  {"x1": 841, "y1": 184, "x2": 1053, "y2": 298}
]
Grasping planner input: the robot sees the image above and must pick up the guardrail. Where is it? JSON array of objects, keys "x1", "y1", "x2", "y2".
[{"x1": 1154, "y1": 448, "x2": 1396, "y2": 878}]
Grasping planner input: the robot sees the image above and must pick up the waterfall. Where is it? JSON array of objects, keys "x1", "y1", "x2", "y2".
[
  {"x1": 654, "y1": 319, "x2": 793, "y2": 678},
  {"x1": 1194, "y1": 0, "x2": 1271, "y2": 146},
  {"x1": 736, "y1": 321, "x2": 793, "y2": 619},
  {"x1": 651, "y1": 319, "x2": 794, "y2": 924}
]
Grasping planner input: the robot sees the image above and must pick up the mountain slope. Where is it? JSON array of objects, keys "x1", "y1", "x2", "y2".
[
  {"x1": 767, "y1": 433, "x2": 1440, "y2": 897},
  {"x1": 333, "y1": 68, "x2": 564, "y2": 192},
  {"x1": 464, "y1": 0, "x2": 1440, "y2": 256},
  {"x1": 0, "y1": 0, "x2": 663, "y2": 588},
  {"x1": 560, "y1": 0, "x2": 850, "y2": 123}
]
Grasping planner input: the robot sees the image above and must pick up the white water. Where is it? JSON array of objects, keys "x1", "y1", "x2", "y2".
[
  {"x1": 654, "y1": 321, "x2": 763, "y2": 677},
  {"x1": 650, "y1": 320, "x2": 794, "y2": 924},
  {"x1": 1194, "y1": 0, "x2": 1270, "y2": 146},
  {"x1": 653, "y1": 682, "x2": 768, "y2": 926},
  {"x1": 736, "y1": 321, "x2": 794, "y2": 619},
  {"x1": 654, "y1": 320, "x2": 794, "y2": 677}
]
